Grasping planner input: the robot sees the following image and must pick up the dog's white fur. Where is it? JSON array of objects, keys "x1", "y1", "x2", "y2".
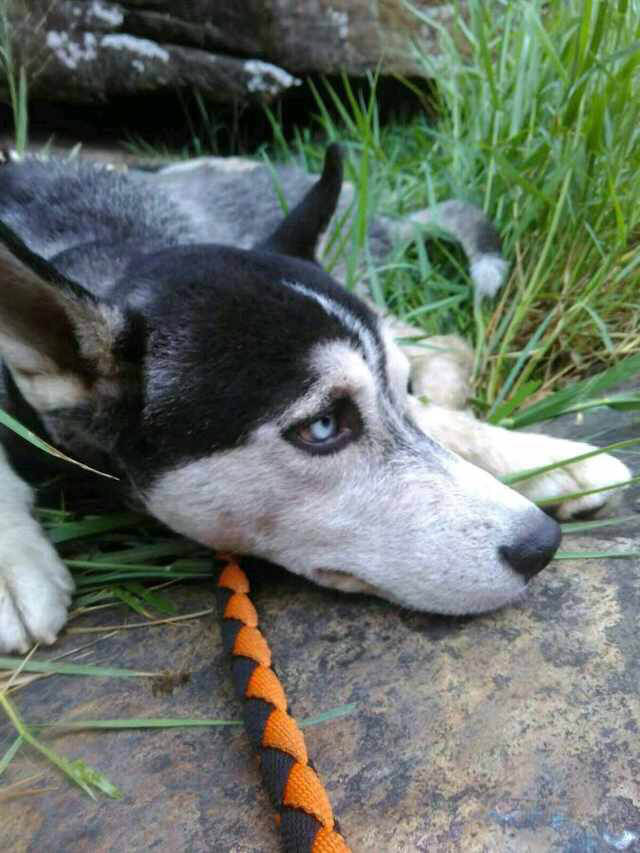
[
  {"x1": 470, "y1": 257, "x2": 510, "y2": 299},
  {"x1": 145, "y1": 340, "x2": 537, "y2": 615},
  {"x1": 411, "y1": 403, "x2": 631, "y2": 519},
  {"x1": 408, "y1": 337, "x2": 630, "y2": 525},
  {"x1": 394, "y1": 328, "x2": 631, "y2": 518},
  {"x1": 0, "y1": 446, "x2": 73, "y2": 652}
]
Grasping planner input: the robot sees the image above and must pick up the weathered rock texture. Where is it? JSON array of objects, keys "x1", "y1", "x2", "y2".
[
  {"x1": 2, "y1": 1, "x2": 458, "y2": 105},
  {"x1": 1, "y1": 398, "x2": 639, "y2": 851}
]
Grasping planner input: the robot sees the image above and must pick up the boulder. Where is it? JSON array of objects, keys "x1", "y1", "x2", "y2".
[
  {"x1": 1, "y1": 368, "x2": 639, "y2": 850},
  {"x1": 1, "y1": 0, "x2": 457, "y2": 106}
]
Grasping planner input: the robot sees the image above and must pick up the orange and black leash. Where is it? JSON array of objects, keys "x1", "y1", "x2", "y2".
[{"x1": 217, "y1": 556, "x2": 351, "y2": 852}]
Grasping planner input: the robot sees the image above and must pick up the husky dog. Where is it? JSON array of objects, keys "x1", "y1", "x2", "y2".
[{"x1": 0, "y1": 145, "x2": 629, "y2": 653}]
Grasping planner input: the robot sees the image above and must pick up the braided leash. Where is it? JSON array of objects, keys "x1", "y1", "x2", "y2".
[{"x1": 217, "y1": 557, "x2": 351, "y2": 852}]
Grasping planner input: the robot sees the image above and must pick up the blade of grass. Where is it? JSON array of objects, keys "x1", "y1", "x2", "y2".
[
  {"x1": 65, "y1": 607, "x2": 214, "y2": 634},
  {"x1": 487, "y1": 309, "x2": 557, "y2": 421},
  {"x1": 555, "y1": 551, "x2": 640, "y2": 560},
  {"x1": 32, "y1": 704, "x2": 357, "y2": 732},
  {"x1": 489, "y1": 380, "x2": 543, "y2": 426},
  {"x1": 536, "y1": 473, "x2": 640, "y2": 508},
  {"x1": 0, "y1": 409, "x2": 117, "y2": 480},
  {"x1": 0, "y1": 776, "x2": 56, "y2": 801},
  {"x1": 298, "y1": 703, "x2": 357, "y2": 728},
  {"x1": 119, "y1": 581, "x2": 177, "y2": 615},
  {"x1": 506, "y1": 353, "x2": 640, "y2": 429},
  {"x1": 73, "y1": 571, "x2": 210, "y2": 587},
  {"x1": 39, "y1": 718, "x2": 241, "y2": 730},
  {"x1": 561, "y1": 514, "x2": 639, "y2": 534},
  {"x1": 0, "y1": 658, "x2": 159, "y2": 678},
  {"x1": 488, "y1": 168, "x2": 573, "y2": 403},
  {"x1": 0, "y1": 692, "x2": 122, "y2": 799},
  {"x1": 503, "y1": 436, "x2": 640, "y2": 485},
  {"x1": 0, "y1": 735, "x2": 23, "y2": 776},
  {"x1": 49, "y1": 513, "x2": 146, "y2": 544},
  {"x1": 90, "y1": 541, "x2": 198, "y2": 564}
]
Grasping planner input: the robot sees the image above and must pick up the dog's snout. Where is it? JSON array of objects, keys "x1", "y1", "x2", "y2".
[{"x1": 499, "y1": 511, "x2": 561, "y2": 582}]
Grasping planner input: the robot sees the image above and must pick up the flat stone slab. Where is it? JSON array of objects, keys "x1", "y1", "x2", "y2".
[{"x1": 2, "y1": 410, "x2": 639, "y2": 852}]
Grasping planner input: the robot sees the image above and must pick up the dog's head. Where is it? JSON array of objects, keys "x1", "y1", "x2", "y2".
[{"x1": 0, "y1": 146, "x2": 559, "y2": 614}]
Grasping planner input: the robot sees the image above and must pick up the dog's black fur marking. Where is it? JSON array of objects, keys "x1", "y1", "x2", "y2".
[
  {"x1": 473, "y1": 220, "x2": 502, "y2": 256},
  {"x1": 0, "y1": 148, "x2": 388, "y2": 490},
  {"x1": 0, "y1": 219, "x2": 94, "y2": 300},
  {"x1": 256, "y1": 144, "x2": 344, "y2": 263},
  {"x1": 114, "y1": 244, "x2": 381, "y2": 475}
]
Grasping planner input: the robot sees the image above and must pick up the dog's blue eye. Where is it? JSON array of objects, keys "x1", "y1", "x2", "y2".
[
  {"x1": 306, "y1": 414, "x2": 338, "y2": 442},
  {"x1": 287, "y1": 397, "x2": 362, "y2": 455}
]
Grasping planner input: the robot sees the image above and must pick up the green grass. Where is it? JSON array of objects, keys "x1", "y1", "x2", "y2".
[
  {"x1": 0, "y1": 4, "x2": 28, "y2": 154},
  {"x1": 260, "y1": 0, "x2": 640, "y2": 410},
  {"x1": 119, "y1": 1, "x2": 640, "y2": 410}
]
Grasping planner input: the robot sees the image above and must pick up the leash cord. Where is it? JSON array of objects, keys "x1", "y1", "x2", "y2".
[{"x1": 217, "y1": 557, "x2": 351, "y2": 852}]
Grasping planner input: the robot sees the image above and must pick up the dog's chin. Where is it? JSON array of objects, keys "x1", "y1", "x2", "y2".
[
  {"x1": 313, "y1": 568, "x2": 532, "y2": 616},
  {"x1": 425, "y1": 585, "x2": 531, "y2": 617}
]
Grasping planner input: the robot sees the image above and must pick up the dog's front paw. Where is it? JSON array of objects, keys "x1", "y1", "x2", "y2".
[
  {"x1": 514, "y1": 436, "x2": 632, "y2": 520},
  {"x1": 0, "y1": 523, "x2": 74, "y2": 653}
]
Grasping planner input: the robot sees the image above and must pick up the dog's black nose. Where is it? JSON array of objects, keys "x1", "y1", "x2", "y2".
[{"x1": 500, "y1": 511, "x2": 562, "y2": 581}]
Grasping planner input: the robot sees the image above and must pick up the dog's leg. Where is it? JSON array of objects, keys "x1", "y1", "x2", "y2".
[
  {"x1": 408, "y1": 399, "x2": 631, "y2": 519},
  {"x1": 383, "y1": 312, "x2": 474, "y2": 410},
  {"x1": 0, "y1": 446, "x2": 74, "y2": 652},
  {"x1": 384, "y1": 315, "x2": 630, "y2": 517}
]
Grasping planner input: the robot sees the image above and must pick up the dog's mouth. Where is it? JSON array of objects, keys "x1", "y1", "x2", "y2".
[
  {"x1": 313, "y1": 568, "x2": 380, "y2": 596},
  {"x1": 314, "y1": 566, "x2": 534, "y2": 615}
]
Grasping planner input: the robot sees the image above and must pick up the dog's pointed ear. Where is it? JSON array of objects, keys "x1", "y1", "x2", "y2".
[
  {"x1": 256, "y1": 143, "x2": 344, "y2": 263},
  {"x1": 0, "y1": 221, "x2": 125, "y2": 412}
]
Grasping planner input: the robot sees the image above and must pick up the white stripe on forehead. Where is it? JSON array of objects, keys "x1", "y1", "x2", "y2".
[{"x1": 283, "y1": 280, "x2": 382, "y2": 373}]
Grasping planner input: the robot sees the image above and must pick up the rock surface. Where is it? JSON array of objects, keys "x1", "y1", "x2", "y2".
[
  {"x1": 1, "y1": 402, "x2": 639, "y2": 852},
  {"x1": 2, "y1": 0, "x2": 458, "y2": 106}
]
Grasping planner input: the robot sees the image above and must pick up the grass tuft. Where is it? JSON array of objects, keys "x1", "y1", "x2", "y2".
[
  {"x1": 264, "y1": 1, "x2": 640, "y2": 417},
  {"x1": 0, "y1": 5, "x2": 28, "y2": 154}
]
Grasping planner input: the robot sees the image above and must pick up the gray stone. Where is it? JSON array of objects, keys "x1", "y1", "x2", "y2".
[
  {"x1": 1, "y1": 0, "x2": 460, "y2": 106},
  {"x1": 2, "y1": 0, "x2": 301, "y2": 105},
  {"x1": 1, "y1": 402, "x2": 638, "y2": 851}
]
